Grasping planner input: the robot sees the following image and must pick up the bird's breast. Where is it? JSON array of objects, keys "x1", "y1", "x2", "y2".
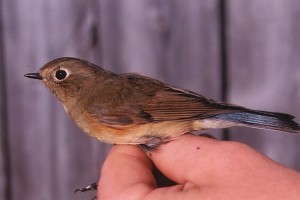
[{"x1": 73, "y1": 112, "x2": 195, "y2": 144}]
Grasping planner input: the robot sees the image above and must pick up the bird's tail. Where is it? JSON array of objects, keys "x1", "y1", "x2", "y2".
[{"x1": 212, "y1": 110, "x2": 300, "y2": 133}]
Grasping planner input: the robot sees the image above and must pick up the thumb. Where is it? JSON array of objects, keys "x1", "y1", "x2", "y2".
[{"x1": 150, "y1": 134, "x2": 221, "y2": 185}]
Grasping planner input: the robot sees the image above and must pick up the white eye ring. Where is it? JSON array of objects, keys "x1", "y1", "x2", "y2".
[{"x1": 54, "y1": 68, "x2": 70, "y2": 81}]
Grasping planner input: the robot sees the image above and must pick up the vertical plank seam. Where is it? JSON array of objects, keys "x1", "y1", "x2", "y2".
[{"x1": 219, "y1": 0, "x2": 231, "y2": 140}]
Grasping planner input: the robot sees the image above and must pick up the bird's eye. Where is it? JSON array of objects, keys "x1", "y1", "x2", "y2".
[{"x1": 55, "y1": 70, "x2": 67, "y2": 80}]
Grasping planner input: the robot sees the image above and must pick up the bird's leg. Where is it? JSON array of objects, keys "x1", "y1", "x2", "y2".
[{"x1": 139, "y1": 136, "x2": 164, "y2": 151}]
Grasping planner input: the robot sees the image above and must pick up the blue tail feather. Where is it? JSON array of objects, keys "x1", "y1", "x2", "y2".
[{"x1": 213, "y1": 110, "x2": 300, "y2": 133}]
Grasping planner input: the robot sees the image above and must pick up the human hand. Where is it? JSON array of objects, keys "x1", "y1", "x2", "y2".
[{"x1": 98, "y1": 134, "x2": 300, "y2": 200}]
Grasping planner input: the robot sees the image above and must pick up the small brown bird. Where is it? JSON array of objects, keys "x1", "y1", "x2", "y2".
[{"x1": 25, "y1": 57, "x2": 300, "y2": 149}]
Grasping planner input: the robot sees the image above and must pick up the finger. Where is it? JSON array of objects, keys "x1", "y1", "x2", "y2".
[
  {"x1": 98, "y1": 145, "x2": 156, "y2": 200},
  {"x1": 98, "y1": 144, "x2": 203, "y2": 200},
  {"x1": 150, "y1": 134, "x2": 300, "y2": 200},
  {"x1": 150, "y1": 134, "x2": 222, "y2": 185}
]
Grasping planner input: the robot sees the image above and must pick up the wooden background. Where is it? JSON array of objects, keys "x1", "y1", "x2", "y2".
[{"x1": 0, "y1": 0, "x2": 300, "y2": 199}]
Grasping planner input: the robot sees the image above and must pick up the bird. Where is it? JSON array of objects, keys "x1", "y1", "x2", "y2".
[{"x1": 24, "y1": 57, "x2": 300, "y2": 149}]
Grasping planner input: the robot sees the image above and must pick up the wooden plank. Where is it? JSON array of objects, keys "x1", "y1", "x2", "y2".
[
  {"x1": 99, "y1": 0, "x2": 222, "y2": 98},
  {"x1": 0, "y1": 1, "x2": 9, "y2": 199},
  {"x1": 227, "y1": 0, "x2": 300, "y2": 170},
  {"x1": 1, "y1": 0, "x2": 109, "y2": 200},
  {"x1": 0, "y1": 31, "x2": 8, "y2": 200}
]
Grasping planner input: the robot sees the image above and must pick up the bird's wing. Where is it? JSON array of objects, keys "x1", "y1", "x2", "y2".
[
  {"x1": 87, "y1": 73, "x2": 244, "y2": 126},
  {"x1": 142, "y1": 86, "x2": 243, "y2": 122},
  {"x1": 92, "y1": 103, "x2": 155, "y2": 126}
]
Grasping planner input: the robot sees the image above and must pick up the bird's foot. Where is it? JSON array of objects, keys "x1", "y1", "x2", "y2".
[
  {"x1": 139, "y1": 136, "x2": 164, "y2": 151},
  {"x1": 75, "y1": 182, "x2": 98, "y2": 193}
]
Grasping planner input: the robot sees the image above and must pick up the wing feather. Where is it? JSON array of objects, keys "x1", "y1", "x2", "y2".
[
  {"x1": 86, "y1": 73, "x2": 244, "y2": 126},
  {"x1": 143, "y1": 87, "x2": 243, "y2": 122}
]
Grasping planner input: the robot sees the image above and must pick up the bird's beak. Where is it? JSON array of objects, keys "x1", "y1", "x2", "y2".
[{"x1": 24, "y1": 72, "x2": 43, "y2": 80}]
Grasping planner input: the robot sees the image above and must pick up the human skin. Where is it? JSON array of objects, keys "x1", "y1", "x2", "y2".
[{"x1": 98, "y1": 134, "x2": 300, "y2": 200}]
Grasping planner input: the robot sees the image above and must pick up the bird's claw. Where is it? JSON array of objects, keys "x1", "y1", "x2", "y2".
[{"x1": 75, "y1": 182, "x2": 98, "y2": 193}]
